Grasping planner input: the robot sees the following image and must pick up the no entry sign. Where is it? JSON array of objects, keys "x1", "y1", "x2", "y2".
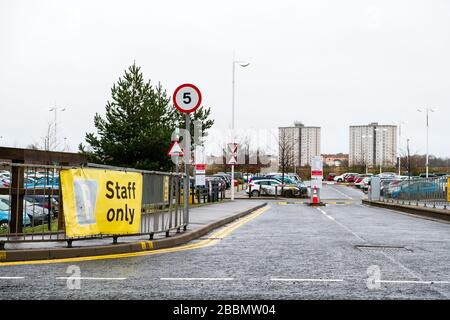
[{"x1": 173, "y1": 83, "x2": 202, "y2": 114}]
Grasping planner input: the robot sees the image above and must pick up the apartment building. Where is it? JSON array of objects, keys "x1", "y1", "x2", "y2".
[
  {"x1": 349, "y1": 122, "x2": 397, "y2": 167},
  {"x1": 278, "y1": 122, "x2": 321, "y2": 167}
]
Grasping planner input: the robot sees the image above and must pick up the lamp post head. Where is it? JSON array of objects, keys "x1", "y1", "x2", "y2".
[{"x1": 235, "y1": 61, "x2": 250, "y2": 67}]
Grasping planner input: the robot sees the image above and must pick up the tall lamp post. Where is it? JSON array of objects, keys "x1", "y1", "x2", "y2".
[
  {"x1": 417, "y1": 107, "x2": 438, "y2": 178},
  {"x1": 231, "y1": 59, "x2": 250, "y2": 201},
  {"x1": 49, "y1": 106, "x2": 67, "y2": 151},
  {"x1": 392, "y1": 121, "x2": 405, "y2": 176}
]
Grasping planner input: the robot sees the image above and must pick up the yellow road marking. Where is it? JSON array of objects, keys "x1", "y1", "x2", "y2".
[{"x1": 0, "y1": 206, "x2": 270, "y2": 267}]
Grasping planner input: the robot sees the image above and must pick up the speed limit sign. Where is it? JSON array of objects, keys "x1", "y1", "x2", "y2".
[{"x1": 173, "y1": 83, "x2": 202, "y2": 114}]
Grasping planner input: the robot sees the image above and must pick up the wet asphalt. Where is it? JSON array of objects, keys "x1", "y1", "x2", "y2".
[{"x1": 1, "y1": 183, "x2": 450, "y2": 300}]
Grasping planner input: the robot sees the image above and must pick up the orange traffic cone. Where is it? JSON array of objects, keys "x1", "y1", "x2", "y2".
[{"x1": 312, "y1": 186, "x2": 319, "y2": 204}]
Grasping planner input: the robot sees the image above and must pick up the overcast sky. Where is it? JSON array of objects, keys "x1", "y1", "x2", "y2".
[{"x1": 1, "y1": 0, "x2": 449, "y2": 157}]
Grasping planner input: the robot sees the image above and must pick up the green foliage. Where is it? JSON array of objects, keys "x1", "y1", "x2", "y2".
[{"x1": 80, "y1": 63, "x2": 214, "y2": 171}]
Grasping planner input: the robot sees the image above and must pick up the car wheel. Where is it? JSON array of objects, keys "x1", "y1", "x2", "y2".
[
  {"x1": 337, "y1": 179, "x2": 342, "y2": 182},
  {"x1": 251, "y1": 190, "x2": 260, "y2": 197}
]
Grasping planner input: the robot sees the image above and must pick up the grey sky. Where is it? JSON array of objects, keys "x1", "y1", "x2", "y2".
[{"x1": 1, "y1": 0, "x2": 449, "y2": 157}]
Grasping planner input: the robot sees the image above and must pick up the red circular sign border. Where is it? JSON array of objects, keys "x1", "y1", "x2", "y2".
[{"x1": 173, "y1": 83, "x2": 202, "y2": 114}]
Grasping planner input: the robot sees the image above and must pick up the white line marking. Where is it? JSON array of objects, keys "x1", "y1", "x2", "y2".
[
  {"x1": 56, "y1": 277, "x2": 126, "y2": 280},
  {"x1": 378, "y1": 280, "x2": 450, "y2": 285},
  {"x1": 317, "y1": 208, "x2": 335, "y2": 220},
  {"x1": 316, "y1": 208, "x2": 365, "y2": 242},
  {"x1": 328, "y1": 186, "x2": 353, "y2": 200},
  {"x1": 271, "y1": 278, "x2": 344, "y2": 282},
  {"x1": 160, "y1": 277, "x2": 234, "y2": 281},
  {"x1": 0, "y1": 276, "x2": 25, "y2": 279}
]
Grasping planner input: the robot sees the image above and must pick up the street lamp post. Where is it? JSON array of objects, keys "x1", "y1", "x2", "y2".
[
  {"x1": 417, "y1": 107, "x2": 438, "y2": 178},
  {"x1": 392, "y1": 121, "x2": 405, "y2": 176},
  {"x1": 49, "y1": 106, "x2": 67, "y2": 151},
  {"x1": 231, "y1": 59, "x2": 250, "y2": 201}
]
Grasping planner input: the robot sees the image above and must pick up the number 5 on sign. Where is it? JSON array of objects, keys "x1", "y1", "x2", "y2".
[{"x1": 173, "y1": 83, "x2": 202, "y2": 114}]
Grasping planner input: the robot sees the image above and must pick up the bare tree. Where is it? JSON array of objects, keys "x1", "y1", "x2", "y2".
[{"x1": 278, "y1": 129, "x2": 295, "y2": 184}]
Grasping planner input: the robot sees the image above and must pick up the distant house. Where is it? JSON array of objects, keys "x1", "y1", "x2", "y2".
[{"x1": 322, "y1": 153, "x2": 349, "y2": 167}]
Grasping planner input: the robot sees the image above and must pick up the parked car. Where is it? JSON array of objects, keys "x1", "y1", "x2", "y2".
[
  {"x1": 361, "y1": 177, "x2": 372, "y2": 193},
  {"x1": 205, "y1": 176, "x2": 226, "y2": 191},
  {"x1": 0, "y1": 195, "x2": 50, "y2": 225},
  {"x1": 266, "y1": 175, "x2": 296, "y2": 184},
  {"x1": 354, "y1": 174, "x2": 373, "y2": 188},
  {"x1": 25, "y1": 176, "x2": 60, "y2": 189},
  {"x1": 246, "y1": 179, "x2": 300, "y2": 197},
  {"x1": 391, "y1": 181, "x2": 439, "y2": 199},
  {"x1": 242, "y1": 173, "x2": 253, "y2": 183},
  {"x1": 0, "y1": 200, "x2": 32, "y2": 229},
  {"x1": 24, "y1": 195, "x2": 59, "y2": 216},
  {"x1": 213, "y1": 173, "x2": 231, "y2": 188},
  {"x1": 344, "y1": 173, "x2": 359, "y2": 183},
  {"x1": 334, "y1": 173, "x2": 358, "y2": 182},
  {"x1": 326, "y1": 173, "x2": 337, "y2": 181},
  {"x1": 418, "y1": 173, "x2": 437, "y2": 178},
  {"x1": 0, "y1": 178, "x2": 9, "y2": 187},
  {"x1": 286, "y1": 173, "x2": 302, "y2": 182}
]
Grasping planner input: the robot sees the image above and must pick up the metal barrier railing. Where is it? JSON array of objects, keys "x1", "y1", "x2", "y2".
[
  {"x1": 379, "y1": 176, "x2": 449, "y2": 209},
  {"x1": 0, "y1": 162, "x2": 224, "y2": 248}
]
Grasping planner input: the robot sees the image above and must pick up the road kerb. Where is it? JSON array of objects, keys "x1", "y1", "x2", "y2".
[
  {"x1": 0, "y1": 202, "x2": 267, "y2": 263},
  {"x1": 362, "y1": 200, "x2": 450, "y2": 223}
]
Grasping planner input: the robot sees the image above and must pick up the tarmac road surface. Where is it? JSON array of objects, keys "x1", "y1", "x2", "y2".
[{"x1": 1, "y1": 184, "x2": 450, "y2": 299}]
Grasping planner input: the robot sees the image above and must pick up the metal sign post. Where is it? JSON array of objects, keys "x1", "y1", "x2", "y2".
[
  {"x1": 309, "y1": 156, "x2": 325, "y2": 206},
  {"x1": 227, "y1": 143, "x2": 238, "y2": 200},
  {"x1": 172, "y1": 83, "x2": 202, "y2": 231},
  {"x1": 184, "y1": 114, "x2": 190, "y2": 229}
]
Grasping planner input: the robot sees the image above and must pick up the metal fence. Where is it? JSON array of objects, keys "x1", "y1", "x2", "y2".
[
  {"x1": 0, "y1": 162, "x2": 224, "y2": 248},
  {"x1": 379, "y1": 176, "x2": 449, "y2": 209}
]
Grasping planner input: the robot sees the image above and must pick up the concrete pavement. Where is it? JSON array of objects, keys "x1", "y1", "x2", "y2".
[{"x1": 1, "y1": 184, "x2": 450, "y2": 299}]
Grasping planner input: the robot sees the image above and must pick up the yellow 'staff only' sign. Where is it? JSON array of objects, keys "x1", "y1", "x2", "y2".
[
  {"x1": 60, "y1": 168, "x2": 143, "y2": 238},
  {"x1": 448, "y1": 177, "x2": 450, "y2": 202}
]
